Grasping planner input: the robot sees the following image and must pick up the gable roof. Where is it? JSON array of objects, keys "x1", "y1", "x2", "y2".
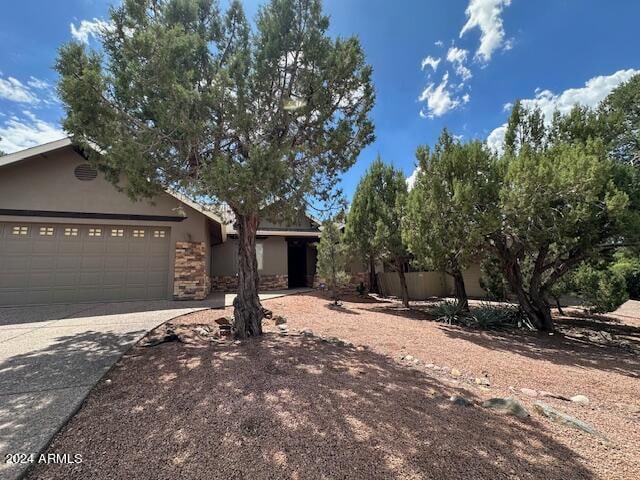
[{"x1": 0, "y1": 138, "x2": 72, "y2": 169}]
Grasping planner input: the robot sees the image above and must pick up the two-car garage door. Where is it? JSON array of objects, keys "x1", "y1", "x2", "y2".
[{"x1": 0, "y1": 222, "x2": 170, "y2": 306}]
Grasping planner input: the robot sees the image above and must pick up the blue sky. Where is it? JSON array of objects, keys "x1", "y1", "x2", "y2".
[{"x1": 0, "y1": 0, "x2": 638, "y2": 199}]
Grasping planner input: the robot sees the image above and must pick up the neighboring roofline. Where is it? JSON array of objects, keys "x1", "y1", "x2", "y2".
[{"x1": 0, "y1": 137, "x2": 72, "y2": 168}]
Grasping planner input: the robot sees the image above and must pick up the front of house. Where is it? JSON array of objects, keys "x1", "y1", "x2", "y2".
[{"x1": 0, "y1": 138, "x2": 322, "y2": 306}]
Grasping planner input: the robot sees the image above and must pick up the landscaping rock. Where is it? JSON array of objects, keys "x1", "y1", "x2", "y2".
[
  {"x1": 482, "y1": 397, "x2": 529, "y2": 418},
  {"x1": 450, "y1": 395, "x2": 472, "y2": 407},
  {"x1": 274, "y1": 316, "x2": 288, "y2": 326},
  {"x1": 533, "y1": 402, "x2": 608, "y2": 443},
  {"x1": 214, "y1": 317, "x2": 232, "y2": 326},
  {"x1": 475, "y1": 377, "x2": 490, "y2": 386},
  {"x1": 570, "y1": 394, "x2": 590, "y2": 405},
  {"x1": 300, "y1": 328, "x2": 314, "y2": 337},
  {"x1": 520, "y1": 388, "x2": 538, "y2": 397},
  {"x1": 403, "y1": 355, "x2": 415, "y2": 362},
  {"x1": 450, "y1": 368, "x2": 462, "y2": 377},
  {"x1": 539, "y1": 391, "x2": 571, "y2": 401}
]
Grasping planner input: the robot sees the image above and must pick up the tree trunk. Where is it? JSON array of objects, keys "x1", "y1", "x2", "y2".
[
  {"x1": 516, "y1": 290, "x2": 554, "y2": 331},
  {"x1": 503, "y1": 264, "x2": 555, "y2": 331},
  {"x1": 369, "y1": 255, "x2": 379, "y2": 294},
  {"x1": 233, "y1": 212, "x2": 264, "y2": 339},
  {"x1": 452, "y1": 269, "x2": 469, "y2": 312},
  {"x1": 553, "y1": 295, "x2": 565, "y2": 316},
  {"x1": 397, "y1": 264, "x2": 410, "y2": 308}
]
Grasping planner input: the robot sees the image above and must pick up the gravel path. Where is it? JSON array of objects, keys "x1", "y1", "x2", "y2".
[{"x1": 27, "y1": 293, "x2": 639, "y2": 480}]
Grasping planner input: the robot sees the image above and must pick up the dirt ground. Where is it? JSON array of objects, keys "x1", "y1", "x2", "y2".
[{"x1": 27, "y1": 292, "x2": 640, "y2": 480}]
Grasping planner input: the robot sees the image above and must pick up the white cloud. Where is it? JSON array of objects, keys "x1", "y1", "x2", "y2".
[
  {"x1": 421, "y1": 56, "x2": 441, "y2": 72},
  {"x1": 0, "y1": 76, "x2": 38, "y2": 104},
  {"x1": 446, "y1": 47, "x2": 468, "y2": 65},
  {"x1": 419, "y1": 72, "x2": 466, "y2": 118},
  {"x1": 70, "y1": 18, "x2": 112, "y2": 44},
  {"x1": 26, "y1": 76, "x2": 51, "y2": 90},
  {"x1": 0, "y1": 111, "x2": 65, "y2": 153},
  {"x1": 406, "y1": 167, "x2": 420, "y2": 190},
  {"x1": 434, "y1": 40, "x2": 444, "y2": 48},
  {"x1": 486, "y1": 68, "x2": 640, "y2": 153},
  {"x1": 446, "y1": 47, "x2": 472, "y2": 81},
  {"x1": 460, "y1": 0, "x2": 512, "y2": 62}
]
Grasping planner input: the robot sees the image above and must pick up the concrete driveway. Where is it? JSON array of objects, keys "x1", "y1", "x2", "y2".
[{"x1": 0, "y1": 297, "x2": 223, "y2": 480}]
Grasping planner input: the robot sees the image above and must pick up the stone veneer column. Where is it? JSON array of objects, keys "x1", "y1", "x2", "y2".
[{"x1": 173, "y1": 241, "x2": 210, "y2": 300}]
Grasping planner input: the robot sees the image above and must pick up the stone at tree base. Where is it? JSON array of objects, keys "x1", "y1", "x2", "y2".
[
  {"x1": 450, "y1": 395, "x2": 472, "y2": 407},
  {"x1": 300, "y1": 328, "x2": 314, "y2": 337},
  {"x1": 403, "y1": 355, "x2": 415, "y2": 362},
  {"x1": 520, "y1": 388, "x2": 538, "y2": 397},
  {"x1": 482, "y1": 398, "x2": 529, "y2": 418},
  {"x1": 277, "y1": 324, "x2": 288, "y2": 332},
  {"x1": 533, "y1": 402, "x2": 609, "y2": 443},
  {"x1": 570, "y1": 395, "x2": 590, "y2": 405},
  {"x1": 214, "y1": 317, "x2": 232, "y2": 326},
  {"x1": 274, "y1": 316, "x2": 287, "y2": 326},
  {"x1": 450, "y1": 368, "x2": 462, "y2": 377}
]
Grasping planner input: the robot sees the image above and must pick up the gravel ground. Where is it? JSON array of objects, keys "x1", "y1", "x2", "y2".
[{"x1": 27, "y1": 292, "x2": 639, "y2": 480}]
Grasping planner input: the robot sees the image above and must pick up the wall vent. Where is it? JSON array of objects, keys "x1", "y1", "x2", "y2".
[{"x1": 74, "y1": 163, "x2": 98, "y2": 181}]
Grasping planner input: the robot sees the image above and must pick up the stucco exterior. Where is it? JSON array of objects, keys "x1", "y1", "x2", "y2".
[{"x1": 0, "y1": 145, "x2": 213, "y2": 300}]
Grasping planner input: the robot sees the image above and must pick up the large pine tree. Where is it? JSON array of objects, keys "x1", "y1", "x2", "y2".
[{"x1": 55, "y1": 0, "x2": 374, "y2": 337}]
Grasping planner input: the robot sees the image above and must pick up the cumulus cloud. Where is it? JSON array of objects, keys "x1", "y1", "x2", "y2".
[
  {"x1": 486, "y1": 68, "x2": 640, "y2": 153},
  {"x1": 0, "y1": 76, "x2": 39, "y2": 104},
  {"x1": 0, "y1": 111, "x2": 65, "y2": 153},
  {"x1": 446, "y1": 47, "x2": 472, "y2": 81},
  {"x1": 421, "y1": 56, "x2": 441, "y2": 72},
  {"x1": 419, "y1": 72, "x2": 466, "y2": 118},
  {"x1": 434, "y1": 40, "x2": 444, "y2": 48},
  {"x1": 70, "y1": 18, "x2": 112, "y2": 43},
  {"x1": 460, "y1": 0, "x2": 512, "y2": 62}
]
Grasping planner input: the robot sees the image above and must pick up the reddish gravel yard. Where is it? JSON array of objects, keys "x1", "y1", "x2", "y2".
[{"x1": 27, "y1": 292, "x2": 640, "y2": 480}]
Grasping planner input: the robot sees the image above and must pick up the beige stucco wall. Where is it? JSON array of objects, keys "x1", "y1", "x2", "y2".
[
  {"x1": 211, "y1": 236, "x2": 288, "y2": 277},
  {"x1": 0, "y1": 147, "x2": 212, "y2": 299},
  {"x1": 443, "y1": 263, "x2": 486, "y2": 298},
  {"x1": 378, "y1": 264, "x2": 487, "y2": 300}
]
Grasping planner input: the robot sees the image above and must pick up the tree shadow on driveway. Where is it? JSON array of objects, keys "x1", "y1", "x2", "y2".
[
  {"x1": 27, "y1": 333, "x2": 595, "y2": 480},
  {"x1": 0, "y1": 329, "x2": 146, "y2": 480}
]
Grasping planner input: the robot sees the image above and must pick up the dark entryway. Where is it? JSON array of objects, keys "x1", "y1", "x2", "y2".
[{"x1": 287, "y1": 239, "x2": 307, "y2": 288}]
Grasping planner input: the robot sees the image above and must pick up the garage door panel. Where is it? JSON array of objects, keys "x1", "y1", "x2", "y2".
[
  {"x1": 56, "y1": 255, "x2": 82, "y2": 270},
  {"x1": 81, "y1": 256, "x2": 105, "y2": 269},
  {"x1": 0, "y1": 273, "x2": 29, "y2": 288},
  {"x1": 2, "y1": 255, "x2": 30, "y2": 272},
  {"x1": 126, "y1": 271, "x2": 148, "y2": 285},
  {"x1": 147, "y1": 271, "x2": 168, "y2": 285},
  {"x1": 0, "y1": 223, "x2": 170, "y2": 306},
  {"x1": 126, "y1": 256, "x2": 148, "y2": 270},
  {"x1": 30, "y1": 272, "x2": 57, "y2": 288},
  {"x1": 105, "y1": 256, "x2": 128, "y2": 270},
  {"x1": 31, "y1": 255, "x2": 58, "y2": 270},
  {"x1": 79, "y1": 272, "x2": 103, "y2": 284},
  {"x1": 103, "y1": 271, "x2": 126, "y2": 285},
  {"x1": 106, "y1": 241, "x2": 129, "y2": 254}
]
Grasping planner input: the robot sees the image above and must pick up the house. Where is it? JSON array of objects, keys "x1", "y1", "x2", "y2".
[{"x1": 0, "y1": 138, "x2": 323, "y2": 306}]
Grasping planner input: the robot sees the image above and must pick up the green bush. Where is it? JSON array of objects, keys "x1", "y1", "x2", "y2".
[
  {"x1": 430, "y1": 300, "x2": 468, "y2": 325},
  {"x1": 611, "y1": 250, "x2": 640, "y2": 299},
  {"x1": 572, "y1": 265, "x2": 628, "y2": 313},
  {"x1": 468, "y1": 303, "x2": 532, "y2": 330}
]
